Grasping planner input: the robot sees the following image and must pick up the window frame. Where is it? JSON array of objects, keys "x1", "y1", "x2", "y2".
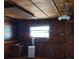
[
  {"x1": 29, "y1": 25, "x2": 50, "y2": 38},
  {"x1": 4, "y1": 23, "x2": 12, "y2": 40}
]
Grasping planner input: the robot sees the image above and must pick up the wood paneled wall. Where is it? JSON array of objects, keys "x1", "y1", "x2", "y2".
[
  {"x1": 12, "y1": 18, "x2": 74, "y2": 58},
  {"x1": 36, "y1": 20, "x2": 74, "y2": 58},
  {"x1": 4, "y1": 40, "x2": 16, "y2": 59}
]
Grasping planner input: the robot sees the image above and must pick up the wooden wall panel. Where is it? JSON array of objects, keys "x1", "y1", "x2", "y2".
[
  {"x1": 4, "y1": 40, "x2": 15, "y2": 59},
  {"x1": 13, "y1": 19, "x2": 74, "y2": 58}
]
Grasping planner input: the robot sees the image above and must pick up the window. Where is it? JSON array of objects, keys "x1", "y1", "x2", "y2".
[
  {"x1": 30, "y1": 26, "x2": 49, "y2": 38},
  {"x1": 4, "y1": 23, "x2": 12, "y2": 40}
]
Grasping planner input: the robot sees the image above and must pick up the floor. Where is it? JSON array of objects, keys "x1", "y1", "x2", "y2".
[
  {"x1": 9, "y1": 56, "x2": 59, "y2": 59},
  {"x1": 9, "y1": 56, "x2": 72, "y2": 59}
]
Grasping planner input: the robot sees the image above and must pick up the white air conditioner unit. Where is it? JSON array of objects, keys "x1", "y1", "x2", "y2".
[{"x1": 28, "y1": 46, "x2": 35, "y2": 58}]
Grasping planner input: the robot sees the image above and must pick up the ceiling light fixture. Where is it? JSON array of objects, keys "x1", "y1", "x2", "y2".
[
  {"x1": 58, "y1": 0, "x2": 71, "y2": 21},
  {"x1": 58, "y1": 15, "x2": 70, "y2": 21}
]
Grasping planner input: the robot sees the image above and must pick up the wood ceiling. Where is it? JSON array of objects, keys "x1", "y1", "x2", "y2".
[
  {"x1": 4, "y1": 0, "x2": 74, "y2": 19},
  {"x1": 5, "y1": 7, "x2": 38, "y2": 19}
]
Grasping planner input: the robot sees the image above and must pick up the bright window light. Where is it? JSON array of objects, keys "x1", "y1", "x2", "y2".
[
  {"x1": 30, "y1": 26, "x2": 49, "y2": 38},
  {"x1": 4, "y1": 24, "x2": 12, "y2": 40}
]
